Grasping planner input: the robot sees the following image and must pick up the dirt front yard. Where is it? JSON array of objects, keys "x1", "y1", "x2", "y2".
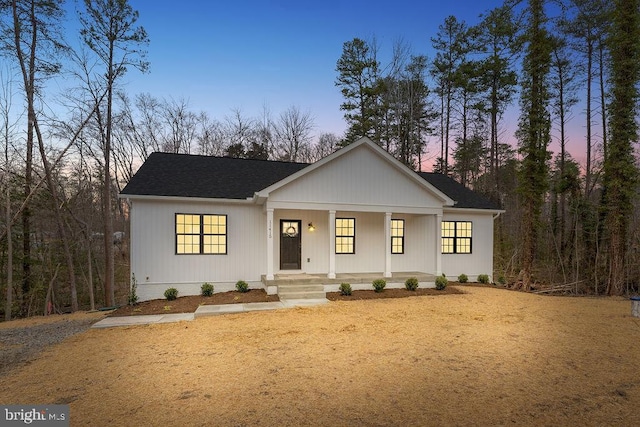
[{"x1": 1, "y1": 286, "x2": 639, "y2": 426}]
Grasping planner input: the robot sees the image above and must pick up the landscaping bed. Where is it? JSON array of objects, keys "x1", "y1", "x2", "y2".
[
  {"x1": 109, "y1": 289, "x2": 279, "y2": 316},
  {"x1": 326, "y1": 285, "x2": 462, "y2": 300},
  {"x1": 111, "y1": 284, "x2": 463, "y2": 316}
]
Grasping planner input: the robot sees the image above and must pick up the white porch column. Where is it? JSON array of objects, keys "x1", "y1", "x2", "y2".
[
  {"x1": 328, "y1": 210, "x2": 336, "y2": 279},
  {"x1": 266, "y1": 208, "x2": 274, "y2": 280},
  {"x1": 435, "y1": 213, "x2": 442, "y2": 276},
  {"x1": 384, "y1": 212, "x2": 392, "y2": 278}
]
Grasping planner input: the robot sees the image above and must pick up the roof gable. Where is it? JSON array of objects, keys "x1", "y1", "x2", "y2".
[
  {"x1": 262, "y1": 138, "x2": 453, "y2": 209},
  {"x1": 256, "y1": 137, "x2": 453, "y2": 206}
]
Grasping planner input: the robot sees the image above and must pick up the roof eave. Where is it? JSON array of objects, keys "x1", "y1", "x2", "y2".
[
  {"x1": 443, "y1": 206, "x2": 505, "y2": 214},
  {"x1": 118, "y1": 194, "x2": 256, "y2": 204}
]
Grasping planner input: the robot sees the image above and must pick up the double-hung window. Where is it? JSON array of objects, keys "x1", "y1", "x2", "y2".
[
  {"x1": 441, "y1": 221, "x2": 472, "y2": 254},
  {"x1": 391, "y1": 219, "x2": 404, "y2": 254},
  {"x1": 176, "y1": 214, "x2": 227, "y2": 254},
  {"x1": 335, "y1": 218, "x2": 355, "y2": 254}
]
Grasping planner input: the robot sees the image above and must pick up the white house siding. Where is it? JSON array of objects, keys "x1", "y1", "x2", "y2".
[
  {"x1": 268, "y1": 144, "x2": 445, "y2": 211},
  {"x1": 333, "y1": 211, "x2": 386, "y2": 273},
  {"x1": 441, "y1": 211, "x2": 495, "y2": 281},
  {"x1": 390, "y1": 214, "x2": 435, "y2": 273},
  {"x1": 129, "y1": 198, "x2": 266, "y2": 301}
]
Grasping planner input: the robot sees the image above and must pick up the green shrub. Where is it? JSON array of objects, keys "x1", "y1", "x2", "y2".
[
  {"x1": 201, "y1": 282, "x2": 214, "y2": 297},
  {"x1": 478, "y1": 274, "x2": 490, "y2": 284},
  {"x1": 405, "y1": 277, "x2": 419, "y2": 291},
  {"x1": 235, "y1": 280, "x2": 249, "y2": 293},
  {"x1": 164, "y1": 287, "x2": 178, "y2": 301},
  {"x1": 458, "y1": 273, "x2": 468, "y2": 284},
  {"x1": 128, "y1": 274, "x2": 139, "y2": 306},
  {"x1": 497, "y1": 275, "x2": 506, "y2": 285},
  {"x1": 435, "y1": 276, "x2": 448, "y2": 290},
  {"x1": 339, "y1": 283, "x2": 352, "y2": 296},
  {"x1": 372, "y1": 279, "x2": 386, "y2": 293}
]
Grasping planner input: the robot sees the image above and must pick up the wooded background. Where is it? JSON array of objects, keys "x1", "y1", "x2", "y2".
[{"x1": 1, "y1": 0, "x2": 638, "y2": 320}]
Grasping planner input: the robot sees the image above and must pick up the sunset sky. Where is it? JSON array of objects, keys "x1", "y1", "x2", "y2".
[{"x1": 72, "y1": 0, "x2": 587, "y2": 167}]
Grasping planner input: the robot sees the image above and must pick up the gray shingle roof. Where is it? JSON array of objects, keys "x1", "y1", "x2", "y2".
[
  {"x1": 120, "y1": 152, "x2": 500, "y2": 210},
  {"x1": 417, "y1": 172, "x2": 501, "y2": 210},
  {"x1": 120, "y1": 152, "x2": 308, "y2": 199}
]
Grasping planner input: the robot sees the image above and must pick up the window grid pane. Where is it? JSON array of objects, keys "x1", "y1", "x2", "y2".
[
  {"x1": 176, "y1": 214, "x2": 227, "y2": 255},
  {"x1": 441, "y1": 221, "x2": 472, "y2": 254},
  {"x1": 442, "y1": 237, "x2": 454, "y2": 254},
  {"x1": 176, "y1": 214, "x2": 200, "y2": 254},
  {"x1": 336, "y1": 218, "x2": 355, "y2": 254},
  {"x1": 391, "y1": 219, "x2": 404, "y2": 254}
]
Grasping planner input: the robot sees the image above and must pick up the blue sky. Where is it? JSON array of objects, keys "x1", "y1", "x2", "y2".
[{"x1": 121, "y1": 0, "x2": 509, "y2": 139}]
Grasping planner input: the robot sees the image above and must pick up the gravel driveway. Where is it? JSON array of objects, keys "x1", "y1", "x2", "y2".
[{"x1": 0, "y1": 314, "x2": 104, "y2": 376}]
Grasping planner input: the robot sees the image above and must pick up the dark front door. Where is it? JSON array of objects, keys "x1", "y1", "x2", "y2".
[{"x1": 280, "y1": 220, "x2": 301, "y2": 270}]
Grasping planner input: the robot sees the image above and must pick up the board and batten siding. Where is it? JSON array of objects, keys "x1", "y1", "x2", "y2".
[
  {"x1": 268, "y1": 144, "x2": 445, "y2": 211},
  {"x1": 333, "y1": 211, "x2": 385, "y2": 273},
  {"x1": 390, "y1": 214, "x2": 436, "y2": 273},
  {"x1": 130, "y1": 199, "x2": 266, "y2": 300},
  {"x1": 441, "y1": 211, "x2": 495, "y2": 281}
]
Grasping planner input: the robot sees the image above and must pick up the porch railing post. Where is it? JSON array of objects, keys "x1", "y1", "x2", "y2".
[
  {"x1": 435, "y1": 213, "x2": 442, "y2": 277},
  {"x1": 384, "y1": 212, "x2": 392, "y2": 278},
  {"x1": 328, "y1": 210, "x2": 336, "y2": 279},
  {"x1": 266, "y1": 208, "x2": 274, "y2": 280}
]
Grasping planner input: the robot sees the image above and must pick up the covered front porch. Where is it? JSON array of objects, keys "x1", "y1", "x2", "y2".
[{"x1": 265, "y1": 208, "x2": 443, "y2": 286}]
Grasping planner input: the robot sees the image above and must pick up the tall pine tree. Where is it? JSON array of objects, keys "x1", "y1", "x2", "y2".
[
  {"x1": 516, "y1": 0, "x2": 553, "y2": 290},
  {"x1": 602, "y1": 0, "x2": 640, "y2": 295},
  {"x1": 335, "y1": 38, "x2": 380, "y2": 144}
]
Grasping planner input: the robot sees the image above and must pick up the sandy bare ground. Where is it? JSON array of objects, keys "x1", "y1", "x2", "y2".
[{"x1": 1, "y1": 287, "x2": 639, "y2": 426}]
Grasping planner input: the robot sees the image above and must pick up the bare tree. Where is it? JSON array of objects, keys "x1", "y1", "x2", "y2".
[
  {"x1": 273, "y1": 106, "x2": 314, "y2": 162},
  {"x1": 196, "y1": 112, "x2": 226, "y2": 156},
  {"x1": 1, "y1": 67, "x2": 20, "y2": 320},
  {"x1": 79, "y1": 0, "x2": 149, "y2": 307},
  {"x1": 224, "y1": 108, "x2": 256, "y2": 153},
  {"x1": 312, "y1": 132, "x2": 339, "y2": 161},
  {"x1": 159, "y1": 97, "x2": 198, "y2": 154},
  {"x1": 2, "y1": 0, "x2": 66, "y2": 313}
]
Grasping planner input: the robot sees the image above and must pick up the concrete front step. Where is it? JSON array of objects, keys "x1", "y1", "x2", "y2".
[
  {"x1": 277, "y1": 284, "x2": 324, "y2": 292},
  {"x1": 277, "y1": 283, "x2": 325, "y2": 300},
  {"x1": 278, "y1": 290, "x2": 327, "y2": 300}
]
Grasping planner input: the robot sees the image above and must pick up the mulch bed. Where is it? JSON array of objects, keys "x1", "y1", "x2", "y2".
[
  {"x1": 326, "y1": 285, "x2": 463, "y2": 300},
  {"x1": 109, "y1": 289, "x2": 279, "y2": 316},
  {"x1": 110, "y1": 286, "x2": 464, "y2": 316}
]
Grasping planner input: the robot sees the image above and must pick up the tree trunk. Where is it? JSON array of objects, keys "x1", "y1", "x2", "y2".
[
  {"x1": 598, "y1": 38, "x2": 607, "y2": 161},
  {"x1": 33, "y1": 119, "x2": 78, "y2": 311},
  {"x1": 585, "y1": 41, "x2": 593, "y2": 196},
  {"x1": 5, "y1": 164, "x2": 12, "y2": 321},
  {"x1": 103, "y1": 40, "x2": 116, "y2": 307},
  {"x1": 12, "y1": 0, "x2": 38, "y2": 315},
  {"x1": 87, "y1": 241, "x2": 95, "y2": 311}
]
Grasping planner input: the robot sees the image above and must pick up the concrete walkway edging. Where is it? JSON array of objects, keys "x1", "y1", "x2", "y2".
[{"x1": 91, "y1": 298, "x2": 329, "y2": 329}]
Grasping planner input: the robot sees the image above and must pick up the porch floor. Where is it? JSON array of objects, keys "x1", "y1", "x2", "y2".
[{"x1": 262, "y1": 271, "x2": 435, "y2": 287}]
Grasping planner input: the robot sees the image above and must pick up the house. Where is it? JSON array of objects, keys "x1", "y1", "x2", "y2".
[{"x1": 119, "y1": 137, "x2": 503, "y2": 301}]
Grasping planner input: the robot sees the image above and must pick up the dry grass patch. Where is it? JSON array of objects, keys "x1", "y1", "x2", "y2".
[{"x1": 1, "y1": 287, "x2": 639, "y2": 426}]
